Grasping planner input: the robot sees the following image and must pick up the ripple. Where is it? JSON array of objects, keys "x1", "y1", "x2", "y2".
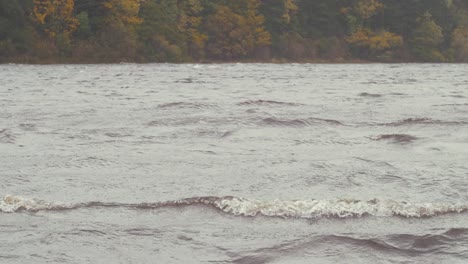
[
  {"x1": 359, "y1": 92, "x2": 382, "y2": 98},
  {"x1": 238, "y1": 100, "x2": 299, "y2": 106},
  {"x1": 0, "y1": 129, "x2": 16, "y2": 144},
  {"x1": 157, "y1": 102, "x2": 212, "y2": 109},
  {"x1": 384, "y1": 118, "x2": 468, "y2": 126},
  {"x1": 104, "y1": 132, "x2": 132, "y2": 138},
  {"x1": 261, "y1": 117, "x2": 343, "y2": 127},
  {"x1": 19, "y1": 123, "x2": 36, "y2": 131},
  {"x1": 373, "y1": 134, "x2": 419, "y2": 144}
]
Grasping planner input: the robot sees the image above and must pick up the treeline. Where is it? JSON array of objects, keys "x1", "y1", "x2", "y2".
[{"x1": 1, "y1": 0, "x2": 468, "y2": 63}]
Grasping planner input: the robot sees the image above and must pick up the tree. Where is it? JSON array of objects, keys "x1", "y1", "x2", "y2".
[
  {"x1": 204, "y1": 3, "x2": 270, "y2": 60},
  {"x1": 177, "y1": 0, "x2": 207, "y2": 59},
  {"x1": 102, "y1": 0, "x2": 141, "y2": 25},
  {"x1": 259, "y1": 0, "x2": 298, "y2": 57},
  {"x1": 298, "y1": 0, "x2": 346, "y2": 38},
  {"x1": 381, "y1": 0, "x2": 424, "y2": 38},
  {"x1": 342, "y1": 0, "x2": 383, "y2": 34},
  {"x1": 95, "y1": 0, "x2": 141, "y2": 61},
  {"x1": 346, "y1": 29, "x2": 403, "y2": 59},
  {"x1": 343, "y1": 0, "x2": 403, "y2": 60},
  {"x1": 32, "y1": 0, "x2": 79, "y2": 54},
  {"x1": 451, "y1": 7, "x2": 468, "y2": 61},
  {"x1": 0, "y1": 0, "x2": 34, "y2": 59},
  {"x1": 410, "y1": 11, "x2": 445, "y2": 61},
  {"x1": 138, "y1": 0, "x2": 184, "y2": 61}
]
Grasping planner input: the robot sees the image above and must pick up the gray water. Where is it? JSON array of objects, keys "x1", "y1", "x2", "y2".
[{"x1": 1, "y1": 63, "x2": 468, "y2": 263}]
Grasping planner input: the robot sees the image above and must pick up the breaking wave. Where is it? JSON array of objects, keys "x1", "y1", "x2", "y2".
[{"x1": 2, "y1": 195, "x2": 467, "y2": 219}]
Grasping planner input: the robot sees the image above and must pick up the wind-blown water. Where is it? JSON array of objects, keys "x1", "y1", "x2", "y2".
[{"x1": 1, "y1": 64, "x2": 467, "y2": 263}]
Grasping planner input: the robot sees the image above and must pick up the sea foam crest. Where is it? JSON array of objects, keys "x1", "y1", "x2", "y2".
[
  {"x1": 1, "y1": 195, "x2": 467, "y2": 218},
  {"x1": 0, "y1": 195, "x2": 70, "y2": 213},
  {"x1": 213, "y1": 198, "x2": 468, "y2": 218}
]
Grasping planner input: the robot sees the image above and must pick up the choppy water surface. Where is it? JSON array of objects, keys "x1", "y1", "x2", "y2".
[{"x1": 1, "y1": 63, "x2": 468, "y2": 263}]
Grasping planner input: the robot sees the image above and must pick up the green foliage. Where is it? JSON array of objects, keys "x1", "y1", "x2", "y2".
[
  {"x1": 297, "y1": 0, "x2": 346, "y2": 38},
  {"x1": 0, "y1": 0, "x2": 34, "y2": 58},
  {"x1": 75, "y1": 12, "x2": 91, "y2": 38},
  {"x1": 410, "y1": 12, "x2": 445, "y2": 62},
  {"x1": 139, "y1": 0, "x2": 190, "y2": 62}
]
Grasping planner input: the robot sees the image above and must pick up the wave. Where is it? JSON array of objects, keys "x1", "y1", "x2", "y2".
[
  {"x1": 358, "y1": 92, "x2": 382, "y2": 98},
  {"x1": 323, "y1": 229, "x2": 468, "y2": 254},
  {"x1": 321, "y1": 228, "x2": 468, "y2": 253},
  {"x1": 230, "y1": 228, "x2": 468, "y2": 262},
  {"x1": 384, "y1": 118, "x2": 468, "y2": 126},
  {"x1": 373, "y1": 134, "x2": 419, "y2": 144},
  {"x1": 2, "y1": 195, "x2": 467, "y2": 219},
  {"x1": 0, "y1": 129, "x2": 16, "y2": 144},
  {"x1": 237, "y1": 100, "x2": 298, "y2": 106},
  {"x1": 261, "y1": 117, "x2": 343, "y2": 127},
  {"x1": 157, "y1": 102, "x2": 212, "y2": 109}
]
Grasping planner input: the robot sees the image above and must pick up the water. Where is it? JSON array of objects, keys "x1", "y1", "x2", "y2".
[{"x1": 1, "y1": 63, "x2": 467, "y2": 263}]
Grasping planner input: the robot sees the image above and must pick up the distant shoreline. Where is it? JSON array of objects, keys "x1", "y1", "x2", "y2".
[{"x1": 1, "y1": 58, "x2": 464, "y2": 65}]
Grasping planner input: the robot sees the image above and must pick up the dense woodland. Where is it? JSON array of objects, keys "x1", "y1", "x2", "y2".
[{"x1": 1, "y1": 0, "x2": 468, "y2": 63}]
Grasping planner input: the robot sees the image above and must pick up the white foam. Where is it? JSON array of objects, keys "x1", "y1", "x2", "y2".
[
  {"x1": 214, "y1": 198, "x2": 468, "y2": 218},
  {"x1": 1, "y1": 195, "x2": 466, "y2": 218},
  {"x1": 0, "y1": 195, "x2": 59, "y2": 213}
]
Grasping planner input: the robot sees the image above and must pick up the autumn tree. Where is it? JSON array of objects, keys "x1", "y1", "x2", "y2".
[
  {"x1": 346, "y1": 29, "x2": 403, "y2": 59},
  {"x1": 177, "y1": 0, "x2": 207, "y2": 59},
  {"x1": 3, "y1": 0, "x2": 468, "y2": 62},
  {"x1": 96, "y1": 0, "x2": 141, "y2": 61},
  {"x1": 343, "y1": 0, "x2": 403, "y2": 60},
  {"x1": 32, "y1": 0, "x2": 79, "y2": 54},
  {"x1": 204, "y1": 2, "x2": 271, "y2": 60}
]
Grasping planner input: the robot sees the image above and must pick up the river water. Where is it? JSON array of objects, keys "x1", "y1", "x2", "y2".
[{"x1": 1, "y1": 63, "x2": 468, "y2": 263}]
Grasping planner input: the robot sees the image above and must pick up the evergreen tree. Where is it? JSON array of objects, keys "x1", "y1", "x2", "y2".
[{"x1": 410, "y1": 11, "x2": 445, "y2": 61}]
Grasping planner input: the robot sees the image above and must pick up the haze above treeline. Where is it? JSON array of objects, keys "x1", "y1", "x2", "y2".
[{"x1": 1, "y1": 0, "x2": 468, "y2": 63}]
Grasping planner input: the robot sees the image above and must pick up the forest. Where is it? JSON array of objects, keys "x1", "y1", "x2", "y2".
[{"x1": 1, "y1": 0, "x2": 468, "y2": 63}]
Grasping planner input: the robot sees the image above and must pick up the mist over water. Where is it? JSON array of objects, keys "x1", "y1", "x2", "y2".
[{"x1": 1, "y1": 64, "x2": 468, "y2": 263}]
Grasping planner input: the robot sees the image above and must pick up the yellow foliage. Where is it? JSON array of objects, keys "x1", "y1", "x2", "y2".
[
  {"x1": 369, "y1": 31, "x2": 403, "y2": 51},
  {"x1": 346, "y1": 29, "x2": 370, "y2": 47},
  {"x1": 347, "y1": 29, "x2": 403, "y2": 52},
  {"x1": 104, "y1": 0, "x2": 142, "y2": 25},
  {"x1": 282, "y1": 0, "x2": 298, "y2": 23},
  {"x1": 355, "y1": 0, "x2": 383, "y2": 20},
  {"x1": 33, "y1": 0, "x2": 79, "y2": 39},
  {"x1": 177, "y1": 0, "x2": 207, "y2": 56},
  {"x1": 452, "y1": 27, "x2": 468, "y2": 61},
  {"x1": 205, "y1": 5, "x2": 270, "y2": 59},
  {"x1": 33, "y1": 0, "x2": 53, "y2": 24}
]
